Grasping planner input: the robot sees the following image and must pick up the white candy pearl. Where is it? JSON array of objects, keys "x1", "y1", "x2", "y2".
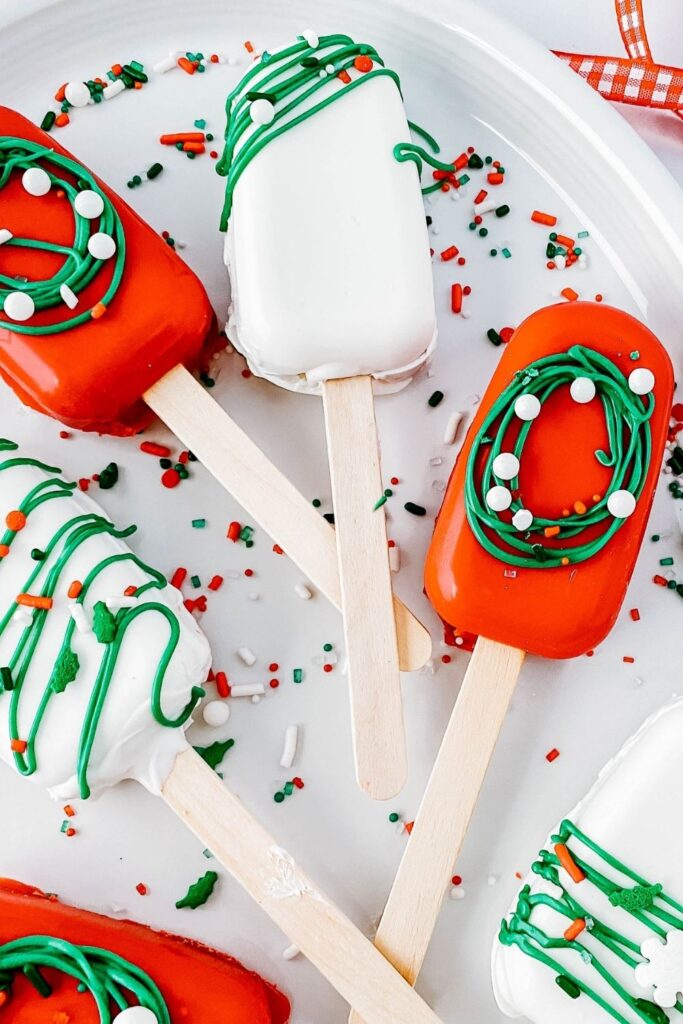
[
  {"x1": 302, "y1": 29, "x2": 319, "y2": 47},
  {"x1": 250, "y1": 98, "x2": 275, "y2": 125},
  {"x1": 22, "y1": 166, "x2": 51, "y2": 197},
  {"x1": 202, "y1": 700, "x2": 231, "y2": 727},
  {"x1": 74, "y1": 189, "x2": 104, "y2": 219},
  {"x1": 492, "y1": 452, "x2": 520, "y2": 480},
  {"x1": 514, "y1": 394, "x2": 541, "y2": 421},
  {"x1": 88, "y1": 232, "x2": 116, "y2": 260},
  {"x1": 512, "y1": 508, "x2": 533, "y2": 531},
  {"x1": 628, "y1": 367, "x2": 655, "y2": 396},
  {"x1": 65, "y1": 81, "x2": 91, "y2": 107},
  {"x1": 607, "y1": 489, "x2": 636, "y2": 518},
  {"x1": 3, "y1": 291, "x2": 35, "y2": 321},
  {"x1": 115, "y1": 1009, "x2": 158, "y2": 1024},
  {"x1": 486, "y1": 485, "x2": 512, "y2": 512},
  {"x1": 570, "y1": 376, "x2": 596, "y2": 404}
]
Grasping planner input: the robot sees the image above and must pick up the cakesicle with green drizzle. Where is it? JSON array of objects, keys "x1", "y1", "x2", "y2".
[
  {"x1": 219, "y1": 31, "x2": 440, "y2": 799},
  {"x1": 348, "y1": 301, "x2": 674, "y2": 1024},
  {"x1": 0, "y1": 439, "x2": 443, "y2": 1024},
  {"x1": 494, "y1": 698, "x2": 683, "y2": 1022}
]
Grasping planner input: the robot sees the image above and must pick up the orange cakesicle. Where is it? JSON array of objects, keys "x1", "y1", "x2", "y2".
[
  {"x1": 0, "y1": 878, "x2": 290, "y2": 1023},
  {"x1": 0, "y1": 107, "x2": 220, "y2": 436},
  {"x1": 425, "y1": 300, "x2": 674, "y2": 657},
  {"x1": 345, "y1": 302, "x2": 674, "y2": 1024}
]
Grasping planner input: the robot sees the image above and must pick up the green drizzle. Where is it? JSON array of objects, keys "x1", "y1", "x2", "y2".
[
  {"x1": 499, "y1": 819, "x2": 683, "y2": 1023},
  {"x1": 0, "y1": 445, "x2": 204, "y2": 798},
  {"x1": 465, "y1": 346, "x2": 653, "y2": 568},
  {"x1": 0, "y1": 138, "x2": 125, "y2": 334},
  {"x1": 217, "y1": 33, "x2": 450, "y2": 228},
  {"x1": 0, "y1": 934, "x2": 169, "y2": 1022}
]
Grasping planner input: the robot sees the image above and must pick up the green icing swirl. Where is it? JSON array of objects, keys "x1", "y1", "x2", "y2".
[
  {"x1": 0, "y1": 933, "x2": 169, "y2": 1022},
  {"x1": 465, "y1": 345, "x2": 654, "y2": 568},
  {"x1": 499, "y1": 819, "x2": 683, "y2": 1023},
  {"x1": 0, "y1": 442, "x2": 204, "y2": 798},
  {"x1": 217, "y1": 32, "x2": 453, "y2": 229},
  {"x1": 0, "y1": 137, "x2": 125, "y2": 334}
]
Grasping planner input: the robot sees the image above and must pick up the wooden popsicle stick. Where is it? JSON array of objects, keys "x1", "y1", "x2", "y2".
[
  {"x1": 321, "y1": 375, "x2": 406, "y2": 800},
  {"x1": 348, "y1": 638, "x2": 524, "y2": 1022},
  {"x1": 163, "y1": 748, "x2": 443, "y2": 1024},
  {"x1": 144, "y1": 366, "x2": 431, "y2": 674}
]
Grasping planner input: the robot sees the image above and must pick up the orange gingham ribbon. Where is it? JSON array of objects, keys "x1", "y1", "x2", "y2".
[{"x1": 553, "y1": 0, "x2": 683, "y2": 120}]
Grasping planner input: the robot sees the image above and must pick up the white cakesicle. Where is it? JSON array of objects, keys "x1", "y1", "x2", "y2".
[
  {"x1": 492, "y1": 698, "x2": 683, "y2": 1023},
  {"x1": 0, "y1": 447, "x2": 210, "y2": 800},
  {"x1": 225, "y1": 72, "x2": 437, "y2": 394}
]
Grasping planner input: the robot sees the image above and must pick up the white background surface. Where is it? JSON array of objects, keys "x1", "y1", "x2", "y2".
[{"x1": 0, "y1": 1, "x2": 682, "y2": 1022}]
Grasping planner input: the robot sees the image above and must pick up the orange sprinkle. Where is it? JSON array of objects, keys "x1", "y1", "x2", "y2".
[
  {"x1": 134, "y1": 81, "x2": 143, "y2": 90},
  {"x1": 556, "y1": 234, "x2": 575, "y2": 248},
  {"x1": 562, "y1": 508, "x2": 570, "y2": 517},
  {"x1": 531, "y1": 210, "x2": 557, "y2": 227},
  {"x1": 561, "y1": 287, "x2": 579, "y2": 302},
  {"x1": 64, "y1": 804, "x2": 76, "y2": 818},
  {"x1": 17, "y1": 594, "x2": 53, "y2": 610},
  {"x1": 564, "y1": 917, "x2": 586, "y2": 941},
  {"x1": 554, "y1": 843, "x2": 585, "y2": 883},
  {"x1": 404, "y1": 821, "x2": 414, "y2": 835},
  {"x1": 561, "y1": 557, "x2": 570, "y2": 565},
  {"x1": 55, "y1": 113, "x2": 70, "y2": 128},
  {"x1": 337, "y1": 69, "x2": 351, "y2": 84},
  {"x1": 244, "y1": 40, "x2": 254, "y2": 52},
  {"x1": 91, "y1": 302, "x2": 107, "y2": 320},
  {"x1": 67, "y1": 580, "x2": 83, "y2": 599},
  {"x1": 54, "y1": 82, "x2": 67, "y2": 102},
  {"x1": 177, "y1": 56, "x2": 196, "y2": 74},
  {"x1": 5, "y1": 510, "x2": 26, "y2": 532},
  {"x1": 182, "y1": 141, "x2": 205, "y2": 154},
  {"x1": 10, "y1": 739, "x2": 27, "y2": 754},
  {"x1": 111, "y1": 63, "x2": 123, "y2": 75},
  {"x1": 354, "y1": 55, "x2": 374, "y2": 73},
  {"x1": 574, "y1": 500, "x2": 586, "y2": 515},
  {"x1": 159, "y1": 132, "x2": 205, "y2": 145},
  {"x1": 592, "y1": 493, "x2": 601, "y2": 502},
  {"x1": 0, "y1": 545, "x2": 9, "y2": 558},
  {"x1": 623, "y1": 656, "x2": 635, "y2": 664},
  {"x1": 0, "y1": 990, "x2": 9, "y2": 1008},
  {"x1": 65, "y1": 827, "x2": 76, "y2": 837},
  {"x1": 544, "y1": 526, "x2": 560, "y2": 538},
  {"x1": 124, "y1": 585, "x2": 137, "y2": 597}
]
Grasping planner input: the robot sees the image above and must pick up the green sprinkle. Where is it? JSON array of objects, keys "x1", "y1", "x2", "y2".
[
  {"x1": 30, "y1": 548, "x2": 45, "y2": 561},
  {"x1": 284, "y1": 781, "x2": 294, "y2": 795},
  {"x1": 651, "y1": 534, "x2": 660, "y2": 541},
  {"x1": 98, "y1": 462, "x2": 119, "y2": 490},
  {"x1": 487, "y1": 328, "x2": 502, "y2": 346},
  {"x1": 194, "y1": 118, "x2": 207, "y2": 129},
  {"x1": 293, "y1": 668, "x2": 303, "y2": 684},
  {"x1": 323, "y1": 643, "x2": 333, "y2": 652},
  {"x1": 175, "y1": 870, "x2": 218, "y2": 909},
  {"x1": 206, "y1": 132, "x2": 214, "y2": 141},
  {"x1": 187, "y1": 151, "x2": 196, "y2": 160},
  {"x1": 630, "y1": 350, "x2": 640, "y2": 361},
  {"x1": 274, "y1": 791, "x2": 285, "y2": 803},
  {"x1": 555, "y1": 974, "x2": 580, "y2": 999},
  {"x1": 160, "y1": 458, "x2": 172, "y2": 469},
  {"x1": 478, "y1": 227, "x2": 488, "y2": 237},
  {"x1": 468, "y1": 222, "x2": 477, "y2": 231},
  {"x1": 428, "y1": 390, "x2": 444, "y2": 407},
  {"x1": 191, "y1": 518, "x2": 206, "y2": 529},
  {"x1": 240, "y1": 526, "x2": 253, "y2": 541},
  {"x1": 577, "y1": 230, "x2": 590, "y2": 239},
  {"x1": 502, "y1": 247, "x2": 512, "y2": 258},
  {"x1": 404, "y1": 501, "x2": 426, "y2": 516},
  {"x1": 177, "y1": 466, "x2": 189, "y2": 479},
  {"x1": 0, "y1": 667, "x2": 13, "y2": 691},
  {"x1": 24, "y1": 964, "x2": 52, "y2": 998},
  {"x1": 312, "y1": 498, "x2": 321, "y2": 508},
  {"x1": 51, "y1": 648, "x2": 79, "y2": 693},
  {"x1": 373, "y1": 494, "x2": 388, "y2": 510},
  {"x1": 458, "y1": 173, "x2": 470, "y2": 186},
  {"x1": 202, "y1": 848, "x2": 214, "y2": 858},
  {"x1": 468, "y1": 153, "x2": 483, "y2": 169},
  {"x1": 549, "y1": 232, "x2": 558, "y2": 241},
  {"x1": 190, "y1": 575, "x2": 201, "y2": 588},
  {"x1": 495, "y1": 204, "x2": 510, "y2": 218},
  {"x1": 40, "y1": 111, "x2": 56, "y2": 132},
  {"x1": 388, "y1": 812, "x2": 399, "y2": 823},
  {"x1": 660, "y1": 557, "x2": 674, "y2": 566},
  {"x1": 485, "y1": 155, "x2": 493, "y2": 165},
  {"x1": 490, "y1": 249, "x2": 498, "y2": 257},
  {"x1": 384, "y1": 488, "x2": 393, "y2": 497},
  {"x1": 574, "y1": 247, "x2": 582, "y2": 256},
  {"x1": 546, "y1": 243, "x2": 557, "y2": 258},
  {"x1": 146, "y1": 162, "x2": 163, "y2": 180}
]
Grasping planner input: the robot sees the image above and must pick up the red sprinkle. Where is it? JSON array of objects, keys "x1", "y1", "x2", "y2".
[
  {"x1": 531, "y1": 210, "x2": 557, "y2": 226},
  {"x1": 440, "y1": 245, "x2": 459, "y2": 262},
  {"x1": 487, "y1": 172, "x2": 504, "y2": 185},
  {"x1": 629, "y1": 608, "x2": 641, "y2": 621},
  {"x1": 170, "y1": 567, "x2": 187, "y2": 589},
  {"x1": 135, "y1": 883, "x2": 148, "y2": 896},
  {"x1": 269, "y1": 679, "x2": 280, "y2": 689},
  {"x1": 161, "y1": 468, "x2": 181, "y2": 489},
  {"x1": 323, "y1": 664, "x2": 333, "y2": 673},
  {"x1": 653, "y1": 574, "x2": 668, "y2": 586},
  {"x1": 227, "y1": 521, "x2": 241, "y2": 542},
  {"x1": 65, "y1": 827, "x2": 76, "y2": 838},
  {"x1": 269, "y1": 663, "x2": 279, "y2": 672},
  {"x1": 208, "y1": 575, "x2": 224, "y2": 591},
  {"x1": 451, "y1": 874, "x2": 462, "y2": 885},
  {"x1": 390, "y1": 477, "x2": 399, "y2": 486},
  {"x1": 140, "y1": 441, "x2": 171, "y2": 458},
  {"x1": 499, "y1": 326, "x2": 515, "y2": 344},
  {"x1": 441, "y1": 654, "x2": 452, "y2": 664},
  {"x1": 474, "y1": 189, "x2": 488, "y2": 205},
  {"x1": 451, "y1": 283, "x2": 463, "y2": 314},
  {"x1": 244, "y1": 568, "x2": 254, "y2": 578},
  {"x1": 272, "y1": 544, "x2": 284, "y2": 555},
  {"x1": 623, "y1": 656, "x2": 635, "y2": 664},
  {"x1": 292, "y1": 777, "x2": 305, "y2": 789},
  {"x1": 215, "y1": 671, "x2": 230, "y2": 698},
  {"x1": 545, "y1": 748, "x2": 560, "y2": 763}
]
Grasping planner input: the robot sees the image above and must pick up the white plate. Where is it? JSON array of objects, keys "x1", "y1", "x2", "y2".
[{"x1": 0, "y1": 2, "x2": 682, "y2": 1022}]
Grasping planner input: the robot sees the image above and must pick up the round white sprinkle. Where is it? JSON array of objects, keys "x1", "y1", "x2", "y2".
[
  {"x1": 514, "y1": 394, "x2": 541, "y2": 421},
  {"x1": 87, "y1": 232, "x2": 116, "y2": 260},
  {"x1": 570, "y1": 376, "x2": 596, "y2": 404},
  {"x1": 607, "y1": 490, "x2": 636, "y2": 518},
  {"x1": 486, "y1": 486, "x2": 512, "y2": 512},
  {"x1": 115, "y1": 1008, "x2": 159, "y2": 1024},
  {"x1": 202, "y1": 700, "x2": 230, "y2": 727},
  {"x1": 628, "y1": 367, "x2": 655, "y2": 395},
  {"x1": 3, "y1": 291, "x2": 34, "y2": 322},
  {"x1": 250, "y1": 98, "x2": 275, "y2": 125},
  {"x1": 74, "y1": 189, "x2": 105, "y2": 220},
  {"x1": 449, "y1": 885, "x2": 465, "y2": 901},
  {"x1": 65, "y1": 81, "x2": 91, "y2": 107},
  {"x1": 22, "y1": 166, "x2": 51, "y2": 197},
  {"x1": 512, "y1": 508, "x2": 533, "y2": 531},
  {"x1": 492, "y1": 452, "x2": 520, "y2": 480},
  {"x1": 302, "y1": 29, "x2": 319, "y2": 47},
  {"x1": 325, "y1": 63, "x2": 335, "y2": 74}
]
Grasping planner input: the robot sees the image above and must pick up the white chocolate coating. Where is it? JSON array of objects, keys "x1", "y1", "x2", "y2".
[
  {"x1": 492, "y1": 698, "x2": 683, "y2": 1022},
  {"x1": 224, "y1": 73, "x2": 437, "y2": 394},
  {"x1": 0, "y1": 454, "x2": 210, "y2": 801}
]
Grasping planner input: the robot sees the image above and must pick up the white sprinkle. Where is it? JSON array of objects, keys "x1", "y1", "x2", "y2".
[
  {"x1": 0, "y1": 229, "x2": 13, "y2": 245},
  {"x1": 429, "y1": 456, "x2": 443, "y2": 467},
  {"x1": 487, "y1": 875, "x2": 498, "y2": 886},
  {"x1": 203, "y1": 700, "x2": 230, "y2": 726},
  {"x1": 88, "y1": 232, "x2": 116, "y2": 260},
  {"x1": 22, "y1": 167, "x2": 51, "y2": 196},
  {"x1": 302, "y1": 29, "x2": 319, "y2": 47},
  {"x1": 251, "y1": 694, "x2": 261, "y2": 704},
  {"x1": 69, "y1": 603, "x2": 92, "y2": 633},
  {"x1": 153, "y1": 52, "x2": 179, "y2": 73},
  {"x1": 475, "y1": 198, "x2": 499, "y2": 214},
  {"x1": 449, "y1": 885, "x2": 465, "y2": 900},
  {"x1": 250, "y1": 98, "x2": 275, "y2": 125},
  {"x1": 65, "y1": 81, "x2": 91, "y2": 107},
  {"x1": 554, "y1": 254, "x2": 566, "y2": 270},
  {"x1": 103, "y1": 79, "x2": 126, "y2": 99},
  {"x1": 12, "y1": 607, "x2": 33, "y2": 628},
  {"x1": 282, "y1": 943, "x2": 301, "y2": 961},
  {"x1": 280, "y1": 725, "x2": 299, "y2": 768},
  {"x1": 105, "y1": 596, "x2": 137, "y2": 611},
  {"x1": 74, "y1": 189, "x2": 105, "y2": 220},
  {"x1": 60, "y1": 284, "x2": 79, "y2": 309},
  {"x1": 237, "y1": 646, "x2": 256, "y2": 666},
  {"x1": 628, "y1": 367, "x2": 655, "y2": 395},
  {"x1": 443, "y1": 411, "x2": 463, "y2": 445},
  {"x1": 230, "y1": 683, "x2": 265, "y2": 698},
  {"x1": 389, "y1": 544, "x2": 401, "y2": 573},
  {"x1": 294, "y1": 582, "x2": 312, "y2": 600},
  {"x1": 3, "y1": 291, "x2": 34, "y2": 322}
]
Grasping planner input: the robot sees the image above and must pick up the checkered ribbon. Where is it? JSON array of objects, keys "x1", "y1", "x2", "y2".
[{"x1": 553, "y1": 0, "x2": 683, "y2": 120}]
